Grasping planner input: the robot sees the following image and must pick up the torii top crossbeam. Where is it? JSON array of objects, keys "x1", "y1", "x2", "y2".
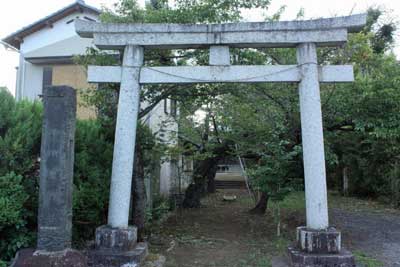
[{"x1": 76, "y1": 14, "x2": 367, "y2": 49}]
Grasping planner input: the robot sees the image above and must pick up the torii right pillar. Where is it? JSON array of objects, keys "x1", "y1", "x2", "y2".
[{"x1": 288, "y1": 43, "x2": 355, "y2": 266}]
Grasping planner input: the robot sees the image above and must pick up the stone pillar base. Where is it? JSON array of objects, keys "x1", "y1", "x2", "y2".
[
  {"x1": 288, "y1": 246, "x2": 355, "y2": 267},
  {"x1": 88, "y1": 225, "x2": 148, "y2": 267},
  {"x1": 10, "y1": 248, "x2": 87, "y2": 267},
  {"x1": 296, "y1": 226, "x2": 341, "y2": 253},
  {"x1": 288, "y1": 226, "x2": 355, "y2": 267}
]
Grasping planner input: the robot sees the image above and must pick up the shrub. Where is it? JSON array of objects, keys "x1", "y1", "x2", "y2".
[
  {"x1": 0, "y1": 172, "x2": 34, "y2": 262},
  {"x1": 0, "y1": 89, "x2": 42, "y2": 264},
  {"x1": 72, "y1": 120, "x2": 114, "y2": 243},
  {"x1": 0, "y1": 88, "x2": 160, "y2": 260}
]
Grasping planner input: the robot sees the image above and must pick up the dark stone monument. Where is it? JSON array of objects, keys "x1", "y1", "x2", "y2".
[
  {"x1": 11, "y1": 86, "x2": 87, "y2": 267},
  {"x1": 37, "y1": 85, "x2": 76, "y2": 251}
]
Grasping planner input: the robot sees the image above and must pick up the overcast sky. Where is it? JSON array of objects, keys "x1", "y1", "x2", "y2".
[{"x1": 1, "y1": 0, "x2": 399, "y2": 95}]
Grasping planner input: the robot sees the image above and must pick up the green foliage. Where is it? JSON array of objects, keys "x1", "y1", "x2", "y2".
[
  {"x1": 320, "y1": 9, "x2": 400, "y2": 203},
  {"x1": 270, "y1": 191, "x2": 305, "y2": 213},
  {"x1": 72, "y1": 120, "x2": 114, "y2": 242},
  {"x1": 0, "y1": 89, "x2": 42, "y2": 263},
  {"x1": 0, "y1": 172, "x2": 34, "y2": 262},
  {"x1": 72, "y1": 119, "x2": 160, "y2": 243},
  {"x1": 0, "y1": 87, "x2": 160, "y2": 258},
  {"x1": 0, "y1": 97, "x2": 42, "y2": 176},
  {"x1": 0, "y1": 88, "x2": 15, "y2": 136},
  {"x1": 246, "y1": 139, "x2": 299, "y2": 203},
  {"x1": 146, "y1": 196, "x2": 170, "y2": 224},
  {"x1": 102, "y1": 0, "x2": 270, "y2": 24}
]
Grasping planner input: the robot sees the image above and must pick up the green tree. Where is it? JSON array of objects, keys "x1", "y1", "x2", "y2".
[{"x1": 79, "y1": 0, "x2": 274, "y2": 210}]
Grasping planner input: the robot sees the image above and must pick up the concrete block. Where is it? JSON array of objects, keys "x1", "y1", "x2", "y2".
[
  {"x1": 297, "y1": 226, "x2": 341, "y2": 253},
  {"x1": 88, "y1": 242, "x2": 148, "y2": 267},
  {"x1": 95, "y1": 225, "x2": 138, "y2": 252},
  {"x1": 288, "y1": 246, "x2": 355, "y2": 267},
  {"x1": 10, "y1": 249, "x2": 87, "y2": 267},
  {"x1": 209, "y1": 46, "x2": 230, "y2": 65}
]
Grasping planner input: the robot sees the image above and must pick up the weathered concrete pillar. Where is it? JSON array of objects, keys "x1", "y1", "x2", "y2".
[
  {"x1": 89, "y1": 46, "x2": 148, "y2": 267},
  {"x1": 108, "y1": 45, "x2": 144, "y2": 228},
  {"x1": 287, "y1": 43, "x2": 354, "y2": 267},
  {"x1": 209, "y1": 46, "x2": 230, "y2": 66},
  {"x1": 296, "y1": 43, "x2": 329, "y2": 230},
  {"x1": 11, "y1": 86, "x2": 87, "y2": 267}
]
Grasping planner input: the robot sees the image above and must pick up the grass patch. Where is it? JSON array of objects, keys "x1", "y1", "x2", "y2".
[
  {"x1": 353, "y1": 251, "x2": 384, "y2": 267},
  {"x1": 328, "y1": 193, "x2": 399, "y2": 214},
  {"x1": 270, "y1": 191, "x2": 306, "y2": 212},
  {"x1": 269, "y1": 190, "x2": 399, "y2": 215},
  {"x1": 235, "y1": 252, "x2": 271, "y2": 267}
]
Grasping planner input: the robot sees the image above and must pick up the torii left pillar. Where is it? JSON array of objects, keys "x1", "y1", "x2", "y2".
[{"x1": 88, "y1": 45, "x2": 148, "y2": 267}]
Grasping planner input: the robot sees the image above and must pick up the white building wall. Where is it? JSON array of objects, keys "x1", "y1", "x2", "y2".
[
  {"x1": 159, "y1": 161, "x2": 172, "y2": 196},
  {"x1": 20, "y1": 13, "x2": 98, "y2": 54},
  {"x1": 143, "y1": 99, "x2": 179, "y2": 196},
  {"x1": 17, "y1": 11, "x2": 98, "y2": 101},
  {"x1": 24, "y1": 36, "x2": 95, "y2": 59},
  {"x1": 21, "y1": 62, "x2": 43, "y2": 100}
]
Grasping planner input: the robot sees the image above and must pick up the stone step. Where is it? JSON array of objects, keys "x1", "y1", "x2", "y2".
[{"x1": 215, "y1": 180, "x2": 246, "y2": 189}]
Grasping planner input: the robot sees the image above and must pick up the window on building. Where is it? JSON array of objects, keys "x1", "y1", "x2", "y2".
[
  {"x1": 164, "y1": 99, "x2": 169, "y2": 115},
  {"x1": 164, "y1": 99, "x2": 177, "y2": 117},
  {"x1": 182, "y1": 156, "x2": 193, "y2": 172},
  {"x1": 170, "y1": 99, "x2": 177, "y2": 118}
]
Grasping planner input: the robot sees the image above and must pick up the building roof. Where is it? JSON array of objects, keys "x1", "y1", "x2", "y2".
[{"x1": 2, "y1": 0, "x2": 101, "y2": 50}]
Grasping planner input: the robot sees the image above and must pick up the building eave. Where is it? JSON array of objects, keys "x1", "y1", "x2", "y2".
[
  {"x1": 1, "y1": 1, "x2": 101, "y2": 50},
  {"x1": 25, "y1": 56, "x2": 75, "y2": 65}
]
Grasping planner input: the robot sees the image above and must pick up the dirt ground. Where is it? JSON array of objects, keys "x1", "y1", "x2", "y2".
[{"x1": 147, "y1": 189, "x2": 400, "y2": 267}]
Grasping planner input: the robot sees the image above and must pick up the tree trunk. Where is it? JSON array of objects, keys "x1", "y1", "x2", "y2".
[
  {"x1": 342, "y1": 166, "x2": 349, "y2": 196},
  {"x1": 249, "y1": 192, "x2": 269, "y2": 215},
  {"x1": 183, "y1": 141, "x2": 231, "y2": 208},
  {"x1": 131, "y1": 143, "x2": 147, "y2": 241},
  {"x1": 182, "y1": 158, "x2": 217, "y2": 208},
  {"x1": 207, "y1": 163, "x2": 218, "y2": 193}
]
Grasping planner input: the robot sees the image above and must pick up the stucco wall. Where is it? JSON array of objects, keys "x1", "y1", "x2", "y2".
[
  {"x1": 20, "y1": 13, "x2": 98, "y2": 54},
  {"x1": 52, "y1": 64, "x2": 96, "y2": 120},
  {"x1": 16, "y1": 10, "x2": 98, "y2": 102},
  {"x1": 143, "y1": 99, "x2": 179, "y2": 195},
  {"x1": 19, "y1": 61, "x2": 43, "y2": 100}
]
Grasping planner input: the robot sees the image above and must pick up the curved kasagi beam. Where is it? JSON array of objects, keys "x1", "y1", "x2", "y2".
[{"x1": 75, "y1": 14, "x2": 367, "y2": 49}]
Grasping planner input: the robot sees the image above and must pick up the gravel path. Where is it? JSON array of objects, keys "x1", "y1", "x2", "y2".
[{"x1": 332, "y1": 209, "x2": 400, "y2": 267}]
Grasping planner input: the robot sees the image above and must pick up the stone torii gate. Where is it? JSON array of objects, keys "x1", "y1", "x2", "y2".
[{"x1": 76, "y1": 14, "x2": 366, "y2": 267}]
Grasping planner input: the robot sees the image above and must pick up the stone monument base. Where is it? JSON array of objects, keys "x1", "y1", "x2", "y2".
[
  {"x1": 288, "y1": 246, "x2": 355, "y2": 267},
  {"x1": 88, "y1": 242, "x2": 148, "y2": 267},
  {"x1": 10, "y1": 248, "x2": 87, "y2": 267},
  {"x1": 87, "y1": 225, "x2": 148, "y2": 267}
]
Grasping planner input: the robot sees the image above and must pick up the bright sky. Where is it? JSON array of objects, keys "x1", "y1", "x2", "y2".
[{"x1": 0, "y1": 0, "x2": 399, "y2": 95}]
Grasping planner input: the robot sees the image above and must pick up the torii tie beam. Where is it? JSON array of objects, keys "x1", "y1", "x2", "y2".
[{"x1": 76, "y1": 14, "x2": 367, "y2": 267}]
